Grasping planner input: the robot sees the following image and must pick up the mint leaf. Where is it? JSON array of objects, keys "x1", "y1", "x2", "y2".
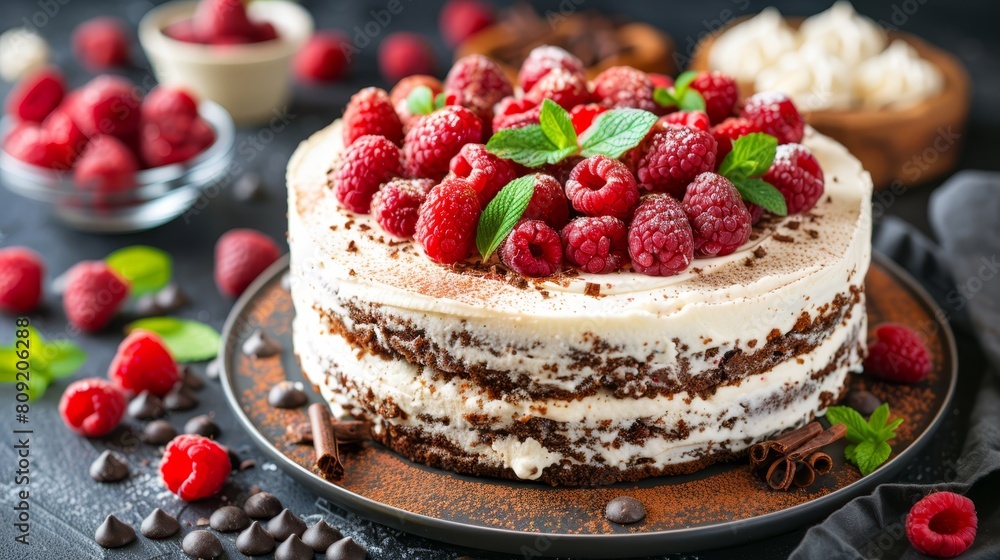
[
  {"x1": 0, "y1": 327, "x2": 86, "y2": 399},
  {"x1": 719, "y1": 133, "x2": 778, "y2": 180},
  {"x1": 105, "y1": 245, "x2": 172, "y2": 296},
  {"x1": 127, "y1": 317, "x2": 221, "y2": 362},
  {"x1": 43, "y1": 340, "x2": 87, "y2": 379},
  {"x1": 868, "y1": 403, "x2": 890, "y2": 432},
  {"x1": 406, "y1": 85, "x2": 434, "y2": 116},
  {"x1": 476, "y1": 176, "x2": 536, "y2": 260},
  {"x1": 486, "y1": 125, "x2": 576, "y2": 167},
  {"x1": 732, "y1": 178, "x2": 788, "y2": 216},
  {"x1": 579, "y1": 108, "x2": 658, "y2": 159},
  {"x1": 825, "y1": 405, "x2": 874, "y2": 444},
  {"x1": 678, "y1": 88, "x2": 706, "y2": 111},
  {"x1": 829, "y1": 403, "x2": 904, "y2": 476},
  {"x1": 854, "y1": 440, "x2": 893, "y2": 476},
  {"x1": 653, "y1": 87, "x2": 678, "y2": 108},
  {"x1": 673, "y1": 70, "x2": 698, "y2": 93},
  {"x1": 653, "y1": 71, "x2": 705, "y2": 111},
  {"x1": 538, "y1": 99, "x2": 577, "y2": 150},
  {"x1": 434, "y1": 92, "x2": 446, "y2": 110}
]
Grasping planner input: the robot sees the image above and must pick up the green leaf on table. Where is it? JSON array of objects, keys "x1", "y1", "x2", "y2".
[
  {"x1": 105, "y1": 245, "x2": 172, "y2": 296},
  {"x1": 538, "y1": 99, "x2": 578, "y2": 150},
  {"x1": 486, "y1": 125, "x2": 577, "y2": 168},
  {"x1": 406, "y1": 85, "x2": 435, "y2": 117},
  {"x1": 825, "y1": 405, "x2": 875, "y2": 443},
  {"x1": 653, "y1": 71, "x2": 706, "y2": 112},
  {"x1": 126, "y1": 317, "x2": 221, "y2": 362},
  {"x1": 826, "y1": 403, "x2": 903, "y2": 476},
  {"x1": 719, "y1": 133, "x2": 778, "y2": 180},
  {"x1": 579, "y1": 108, "x2": 658, "y2": 159},
  {"x1": 41, "y1": 339, "x2": 87, "y2": 379},
  {"x1": 0, "y1": 327, "x2": 87, "y2": 399},
  {"x1": 731, "y1": 177, "x2": 788, "y2": 216},
  {"x1": 475, "y1": 176, "x2": 536, "y2": 260}
]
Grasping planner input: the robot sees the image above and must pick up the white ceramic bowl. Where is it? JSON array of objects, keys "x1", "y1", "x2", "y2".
[{"x1": 139, "y1": 1, "x2": 313, "y2": 124}]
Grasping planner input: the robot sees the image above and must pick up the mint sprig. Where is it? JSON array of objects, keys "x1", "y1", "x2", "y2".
[
  {"x1": 406, "y1": 86, "x2": 446, "y2": 117},
  {"x1": 579, "y1": 108, "x2": 658, "y2": 159},
  {"x1": 126, "y1": 317, "x2": 221, "y2": 362},
  {"x1": 717, "y1": 133, "x2": 788, "y2": 216},
  {"x1": 0, "y1": 327, "x2": 87, "y2": 400},
  {"x1": 475, "y1": 176, "x2": 536, "y2": 260},
  {"x1": 653, "y1": 70, "x2": 706, "y2": 112},
  {"x1": 105, "y1": 245, "x2": 172, "y2": 296},
  {"x1": 826, "y1": 403, "x2": 904, "y2": 476}
]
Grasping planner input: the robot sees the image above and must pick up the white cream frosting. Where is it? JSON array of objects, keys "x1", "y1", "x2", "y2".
[
  {"x1": 755, "y1": 46, "x2": 853, "y2": 111},
  {"x1": 855, "y1": 40, "x2": 945, "y2": 109},
  {"x1": 706, "y1": 7, "x2": 797, "y2": 84},
  {"x1": 799, "y1": 1, "x2": 886, "y2": 67}
]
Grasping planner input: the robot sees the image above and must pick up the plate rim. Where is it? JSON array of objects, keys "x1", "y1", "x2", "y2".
[{"x1": 219, "y1": 251, "x2": 958, "y2": 557}]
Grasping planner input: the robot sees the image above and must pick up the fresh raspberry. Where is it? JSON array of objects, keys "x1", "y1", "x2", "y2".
[
  {"x1": 740, "y1": 92, "x2": 805, "y2": 144},
  {"x1": 647, "y1": 73, "x2": 674, "y2": 89},
  {"x1": 439, "y1": 0, "x2": 495, "y2": 47},
  {"x1": 141, "y1": 116, "x2": 216, "y2": 168},
  {"x1": 164, "y1": 20, "x2": 199, "y2": 43},
  {"x1": 332, "y1": 134, "x2": 402, "y2": 213},
  {"x1": 522, "y1": 173, "x2": 569, "y2": 229},
  {"x1": 378, "y1": 32, "x2": 436, "y2": 84},
  {"x1": 711, "y1": 117, "x2": 760, "y2": 163},
  {"x1": 542, "y1": 156, "x2": 582, "y2": 185},
  {"x1": 682, "y1": 172, "x2": 751, "y2": 257},
  {"x1": 628, "y1": 194, "x2": 694, "y2": 276},
  {"x1": 632, "y1": 126, "x2": 717, "y2": 197},
  {"x1": 499, "y1": 219, "x2": 563, "y2": 277},
  {"x1": 565, "y1": 155, "x2": 638, "y2": 219},
  {"x1": 747, "y1": 203, "x2": 765, "y2": 224},
  {"x1": 448, "y1": 143, "x2": 517, "y2": 206},
  {"x1": 443, "y1": 54, "x2": 513, "y2": 130},
  {"x1": 73, "y1": 135, "x2": 139, "y2": 193},
  {"x1": 518, "y1": 45, "x2": 585, "y2": 93},
  {"x1": 72, "y1": 17, "x2": 130, "y2": 70},
  {"x1": 343, "y1": 87, "x2": 404, "y2": 147},
  {"x1": 570, "y1": 103, "x2": 608, "y2": 136},
  {"x1": 390, "y1": 75, "x2": 444, "y2": 130},
  {"x1": 41, "y1": 109, "x2": 86, "y2": 170},
  {"x1": 58, "y1": 378, "x2": 126, "y2": 437},
  {"x1": 63, "y1": 261, "x2": 130, "y2": 332},
  {"x1": 561, "y1": 216, "x2": 628, "y2": 274},
  {"x1": 689, "y1": 71, "x2": 738, "y2": 125},
  {"x1": 762, "y1": 143, "x2": 824, "y2": 214},
  {"x1": 214, "y1": 229, "x2": 282, "y2": 297},
  {"x1": 108, "y1": 330, "x2": 180, "y2": 397},
  {"x1": 525, "y1": 68, "x2": 591, "y2": 110},
  {"x1": 5, "y1": 67, "x2": 64, "y2": 123},
  {"x1": 414, "y1": 177, "x2": 481, "y2": 264},
  {"x1": 160, "y1": 434, "x2": 231, "y2": 501},
  {"x1": 592, "y1": 66, "x2": 656, "y2": 111},
  {"x1": 3, "y1": 123, "x2": 57, "y2": 168},
  {"x1": 253, "y1": 22, "x2": 278, "y2": 42},
  {"x1": 492, "y1": 96, "x2": 540, "y2": 132},
  {"x1": 0, "y1": 247, "x2": 44, "y2": 314},
  {"x1": 294, "y1": 31, "x2": 350, "y2": 83},
  {"x1": 659, "y1": 111, "x2": 711, "y2": 132},
  {"x1": 69, "y1": 76, "x2": 142, "y2": 138},
  {"x1": 864, "y1": 323, "x2": 932, "y2": 383},
  {"x1": 142, "y1": 86, "x2": 199, "y2": 122},
  {"x1": 193, "y1": 0, "x2": 256, "y2": 43},
  {"x1": 371, "y1": 178, "x2": 434, "y2": 238},
  {"x1": 403, "y1": 105, "x2": 482, "y2": 180},
  {"x1": 906, "y1": 492, "x2": 977, "y2": 558}
]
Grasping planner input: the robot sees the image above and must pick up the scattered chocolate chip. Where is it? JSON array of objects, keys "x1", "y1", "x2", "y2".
[
  {"x1": 268, "y1": 381, "x2": 308, "y2": 409},
  {"x1": 127, "y1": 390, "x2": 165, "y2": 420},
  {"x1": 141, "y1": 420, "x2": 177, "y2": 445},
  {"x1": 326, "y1": 536, "x2": 367, "y2": 560},
  {"x1": 184, "y1": 414, "x2": 221, "y2": 438},
  {"x1": 605, "y1": 496, "x2": 645, "y2": 524},
  {"x1": 245, "y1": 491, "x2": 283, "y2": 519},
  {"x1": 205, "y1": 357, "x2": 223, "y2": 380},
  {"x1": 210, "y1": 505, "x2": 250, "y2": 532},
  {"x1": 182, "y1": 530, "x2": 223, "y2": 559},
  {"x1": 844, "y1": 389, "x2": 883, "y2": 417},
  {"x1": 234, "y1": 172, "x2": 267, "y2": 202},
  {"x1": 237, "y1": 521, "x2": 276, "y2": 555},
  {"x1": 140, "y1": 508, "x2": 179, "y2": 539},
  {"x1": 243, "y1": 329, "x2": 282, "y2": 358},
  {"x1": 276, "y1": 534, "x2": 314, "y2": 560},
  {"x1": 89, "y1": 450, "x2": 129, "y2": 482},
  {"x1": 240, "y1": 459, "x2": 256, "y2": 471},
  {"x1": 154, "y1": 283, "x2": 187, "y2": 311},
  {"x1": 302, "y1": 520, "x2": 342, "y2": 552},
  {"x1": 181, "y1": 366, "x2": 205, "y2": 391},
  {"x1": 134, "y1": 294, "x2": 162, "y2": 316},
  {"x1": 196, "y1": 517, "x2": 210, "y2": 527},
  {"x1": 94, "y1": 515, "x2": 136, "y2": 548},
  {"x1": 227, "y1": 447, "x2": 241, "y2": 471},
  {"x1": 164, "y1": 383, "x2": 198, "y2": 411},
  {"x1": 266, "y1": 509, "x2": 307, "y2": 541}
]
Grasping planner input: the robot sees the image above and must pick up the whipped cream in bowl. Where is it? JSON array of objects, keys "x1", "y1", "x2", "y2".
[
  {"x1": 798, "y1": 1, "x2": 887, "y2": 67},
  {"x1": 755, "y1": 46, "x2": 853, "y2": 112},
  {"x1": 855, "y1": 40, "x2": 945, "y2": 110},
  {"x1": 707, "y1": 7, "x2": 797, "y2": 84}
]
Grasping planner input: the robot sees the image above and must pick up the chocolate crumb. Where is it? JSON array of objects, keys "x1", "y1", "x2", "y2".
[
  {"x1": 240, "y1": 459, "x2": 257, "y2": 471},
  {"x1": 196, "y1": 517, "x2": 210, "y2": 527},
  {"x1": 243, "y1": 329, "x2": 282, "y2": 358},
  {"x1": 786, "y1": 221, "x2": 800, "y2": 230},
  {"x1": 772, "y1": 233, "x2": 794, "y2": 243},
  {"x1": 584, "y1": 282, "x2": 601, "y2": 297},
  {"x1": 806, "y1": 229, "x2": 819, "y2": 239},
  {"x1": 753, "y1": 247, "x2": 767, "y2": 259},
  {"x1": 346, "y1": 240, "x2": 357, "y2": 253}
]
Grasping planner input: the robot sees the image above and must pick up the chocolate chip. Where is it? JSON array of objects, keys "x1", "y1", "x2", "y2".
[
  {"x1": 240, "y1": 459, "x2": 256, "y2": 471},
  {"x1": 134, "y1": 294, "x2": 162, "y2": 317},
  {"x1": 276, "y1": 534, "x2": 314, "y2": 560},
  {"x1": 268, "y1": 381, "x2": 308, "y2": 409},
  {"x1": 154, "y1": 283, "x2": 187, "y2": 311},
  {"x1": 164, "y1": 383, "x2": 198, "y2": 411},
  {"x1": 141, "y1": 420, "x2": 177, "y2": 445},
  {"x1": 89, "y1": 450, "x2": 129, "y2": 482},
  {"x1": 94, "y1": 515, "x2": 136, "y2": 548},
  {"x1": 234, "y1": 172, "x2": 267, "y2": 202},
  {"x1": 196, "y1": 517, "x2": 210, "y2": 527},
  {"x1": 844, "y1": 389, "x2": 883, "y2": 417},
  {"x1": 140, "y1": 508, "x2": 179, "y2": 539},
  {"x1": 127, "y1": 390, "x2": 165, "y2": 420},
  {"x1": 302, "y1": 520, "x2": 342, "y2": 552},
  {"x1": 266, "y1": 509, "x2": 307, "y2": 541},
  {"x1": 605, "y1": 496, "x2": 645, "y2": 524},
  {"x1": 245, "y1": 491, "x2": 283, "y2": 519},
  {"x1": 205, "y1": 357, "x2": 223, "y2": 380},
  {"x1": 227, "y1": 447, "x2": 241, "y2": 471},
  {"x1": 182, "y1": 366, "x2": 205, "y2": 391},
  {"x1": 326, "y1": 536, "x2": 367, "y2": 560},
  {"x1": 182, "y1": 530, "x2": 223, "y2": 559},
  {"x1": 210, "y1": 505, "x2": 250, "y2": 532},
  {"x1": 184, "y1": 414, "x2": 221, "y2": 438},
  {"x1": 243, "y1": 329, "x2": 282, "y2": 358},
  {"x1": 237, "y1": 521, "x2": 275, "y2": 555}
]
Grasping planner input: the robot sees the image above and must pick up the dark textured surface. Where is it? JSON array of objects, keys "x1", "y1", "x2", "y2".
[{"x1": 0, "y1": 1, "x2": 995, "y2": 559}]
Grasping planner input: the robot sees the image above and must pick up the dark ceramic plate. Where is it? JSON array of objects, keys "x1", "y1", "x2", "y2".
[{"x1": 220, "y1": 253, "x2": 957, "y2": 558}]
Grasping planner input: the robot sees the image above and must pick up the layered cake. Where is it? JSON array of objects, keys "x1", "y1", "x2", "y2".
[{"x1": 288, "y1": 49, "x2": 873, "y2": 485}]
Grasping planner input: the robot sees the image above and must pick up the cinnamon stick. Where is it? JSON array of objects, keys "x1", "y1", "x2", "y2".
[
  {"x1": 750, "y1": 422, "x2": 823, "y2": 471},
  {"x1": 807, "y1": 451, "x2": 834, "y2": 475},
  {"x1": 765, "y1": 457, "x2": 796, "y2": 490},
  {"x1": 308, "y1": 404, "x2": 344, "y2": 481},
  {"x1": 792, "y1": 461, "x2": 816, "y2": 488},
  {"x1": 787, "y1": 424, "x2": 847, "y2": 462},
  {"x1": 287, "y1": 420, "x2": 371, "y2": 445}
]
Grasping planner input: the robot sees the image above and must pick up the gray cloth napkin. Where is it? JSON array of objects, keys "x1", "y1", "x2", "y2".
[{"x1": 791, "y1": 171, "x2": 1000, "y2": 559}]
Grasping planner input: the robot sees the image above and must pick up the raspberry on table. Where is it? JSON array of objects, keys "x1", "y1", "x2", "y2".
[
  {"x1": 342, "y1": 87, "x2": 404, "y2": 147},
  {"x1": 214, "y1": 228, "x2": 282, "y2": 298},
  {"x1": 414, "y1": 177, "x2": 481, "y2": 264},
  {"x1": 0, "y1": 247, "x2": 44, "y2": 314},
  {"x1": 5, "y1": 66, "x2": 64, "y2": 123},
  {"x1": 492, "y1": 96, "x2": 541, "y2": 132},
  {"x1": 689, "y1": 71, "x2": 738, "y2": 125},
  {"x1": 740, "y1": 92, "x2": 805, "y2": 144},
  {"x1": 711, "y1": 117, "x2": 760, "y2": 163},
  {"x1": 73, "y1": 135, "x2": 139, "y2": 193},
  {"x1": 389, "y1": 75, "x2": 443, "y2": 129},
  {"x1": 68, "y1": 75, "x2": 142, "y2": 138},
  {"x1": 682, "y1": 172, "x2": 752, "y2": 257},
  {"x1": 403, "y1": 105, "x2": 482, "y2": 181},
  {"x1": 659, "y1": 111, "x2": 711, "y2": 132},
  {"x1": 371, "y1": 178, "x2": 434, "y2": 239},
  {"x1": 63, "y1": 261, "x2": 130, "y2": 333},
  {"x1": 160, "y1": 434, "x2": 231, "y2": 501},
  {"x1": 72, "y1": 17, "x2": 130, "y2": 70},
  {"x1": 443, "y1": 54, "x2": 513, "y2": 131},
  {"x1": 58, "y1": 378, "x2": 126, "y2": 437},
  {"x1": 906, "y1": 492, "x2": 977, "y2": 558},
  {"x1": 109, "y1": 330, "x2": 180, "y2": 397},
  {"x1": 561, "y1": 216, "x2": 628, "y2": 274},
  {"x1": 518, "y1": 45, "x2": 586, "y2": 94},
  {"x1": 632, "y1": 126, "x2": 718, "y2": 197},
  {"x1": 762, "y1": 143, "x2": 825, "y2": 214},
  {"x1": 448, "y1": 143, "x2": 517, "y2": 207},
  {"x1": 439, "y1": 0, "x2": 495, "y2": 47},
  {"x1": 500, "y1": 219, "x2": 563, "y2": 277},
  {"x1": 378, "y1": 32, "x2": 436, "y2": 84},
  {"x1": 294, "y1": 30, "x2": 350, "y2": 83},
  {"x1": 565, "y1": 155, "x2": 639, "y2": 219},
  {"x1": 592, "y1": 66, "x2": 657, "y2": 111},
  {"x1": 142, "y1": 86, "x2": 199, "y2": 122},
  {"x1": 522, "y1": 173, "x2": 569, "y2": 229},
  {"x1": 331, "y1": 134, "x2": 402, "y2": 213},
  {"x1": 569, "y1": 103, "x2": 608, "y2": 136},
  {"x1": 864, "y1": 323, "x2": 932, "y2": 383},
  {"x1": 628, "y1": 194, "x2": 694, "y2": 277},
  {"x1": 525, "y1": 68, "x2": 591, "y2": 110}
]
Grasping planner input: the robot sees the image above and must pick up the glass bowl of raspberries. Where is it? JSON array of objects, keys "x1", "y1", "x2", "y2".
[{"x1": 0, "y1": 69, "x2": 235, "y2": 233}]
